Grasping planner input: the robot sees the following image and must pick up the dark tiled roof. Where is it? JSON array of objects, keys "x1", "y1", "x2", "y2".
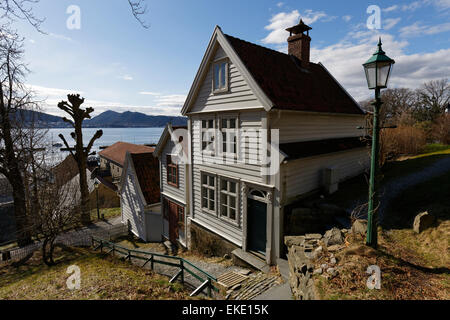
[
  {"x1": 99, "y1": 142, "x2": 155, "y2": 167},
  {"x1": 225, "y1": 34, "x2": 364, "y2": 115},
  {"x1": 280, "y1": 137, "x2": 368, "y2": 161},
  {"x1": 130, "y1": 152, "x2": 160, "y2": 205}
]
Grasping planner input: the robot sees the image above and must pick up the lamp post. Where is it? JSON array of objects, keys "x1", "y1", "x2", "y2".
[
  {"x1": 94, "y1": 179, "x2": 100, "y2": 220},
  {"x1": 362, "y1": 38, "x2": 395, "y2": 248}
]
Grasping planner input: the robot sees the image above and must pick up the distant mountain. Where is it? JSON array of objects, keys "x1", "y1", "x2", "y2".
[
  {"x1": 14, "y1": 109, "x2": 187, "y2": 128},
  {"x1": 84, "y1": 111, "x2": 187, "y2": 128}
]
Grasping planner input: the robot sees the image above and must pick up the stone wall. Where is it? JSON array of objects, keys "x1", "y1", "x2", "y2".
[
  {"x1": 285, "y1": 227, "x2": 347, "y2": 300},
  {"x1": 189, "y1": 221, "x2": 238, "y2": 258}
]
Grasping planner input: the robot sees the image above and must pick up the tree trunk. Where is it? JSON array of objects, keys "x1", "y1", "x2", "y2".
[{"x1": 75, "y1": 126, "x2": 91, "y2": 225}]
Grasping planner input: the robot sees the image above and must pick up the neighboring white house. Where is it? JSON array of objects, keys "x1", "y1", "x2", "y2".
[
  {"x1": 153, "y1": 124, "x2": 190, "y2": 247},
  {"x1": 176, "y1": 21, "x2": 369, "y2": 265},
  {"x1": 119, "y1": 151, "x2": 162, "y2": 242}
]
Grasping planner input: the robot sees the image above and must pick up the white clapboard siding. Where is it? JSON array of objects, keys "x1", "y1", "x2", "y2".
[
  {"x1": 282, "y1": 148, "x2": 370, "y2": 199},
  {"x1": 160, "y1": 138, "x2": 186, "y2": 203},
  {"x1": 272, "y1": 111, "x2": 366, "y2": 144},
  {"x1": 190, "y1": 110, "x2": 265, "y2": 246},
  {"x1": 190, "y1": 46, "x2": 263, "y2": 113},
  {"x1": 121, "y1": 165, "x2": 147, "y2": 240}
]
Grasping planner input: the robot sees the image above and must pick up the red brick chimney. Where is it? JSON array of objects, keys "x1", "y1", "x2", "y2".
[{"x1": 286, "y1": 19, "x2": 312, "y2": 68}]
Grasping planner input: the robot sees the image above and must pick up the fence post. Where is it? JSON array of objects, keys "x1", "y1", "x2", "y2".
[
  {"x1": 180, "y1": 260, "x2": 184, "y2": 284},
  {"x1": 150, "y1": 255, "x2": 154, "y2": 270},
  {"x1": 207, "y1": 278, "x2": 212, "y2": 298},
  {"x1": 112, "y1": 244, "x2": 115, "y2": 257},
  {"x1": 100, "y1": 240, "x2": 103, "y2": 253}
]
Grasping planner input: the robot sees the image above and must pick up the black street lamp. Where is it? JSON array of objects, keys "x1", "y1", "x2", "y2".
[
  {"x1": 362, "y1": 38, "x2": 395, "y2": 248},
  {"x1": 94, "y1": 179, "x2": 100, "y2": 220}
]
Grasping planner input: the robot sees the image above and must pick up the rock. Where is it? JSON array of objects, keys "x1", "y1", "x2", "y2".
[
  {"x1": 305, "y1": 233, "x2": 322, "y2": 240},
  {"x1": 413, "y1": 212, "x2": 435, "y2": 233},
  {"x1": 285, "y1": 236, "x2": 305, "y2": 247},
  {"x1": 323, "y1": 227, "x2": 344, "y2": 246},
  {"x1": 223, "y1": 254, "x2": 231, "y2": 260},
  {"x1": 321, "y1": 263, "x2": 328, "y2": 269},
  {"x1": 341, "y1": 228, "x2": 349, "y2": 234},
  {"x1": 313, "y1": 268, "x2": 323, "y2": 275},
  {"x1": 327, "y1": 267, "x2": 339, "y2": 278},
  {"x1": 314, "y1": 246, "x2": 323, "y2": 254},
  {"x1": 351, "y1": 219, "x2": 368, "y2": 235},
  {"x1": 330, "y1": 257, "x2": 337, "y2": 265}
]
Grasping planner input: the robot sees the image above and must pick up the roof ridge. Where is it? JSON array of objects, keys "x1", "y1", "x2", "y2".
[{"x1": 224, "y1": 33, "x2": 319, "y2": 66}]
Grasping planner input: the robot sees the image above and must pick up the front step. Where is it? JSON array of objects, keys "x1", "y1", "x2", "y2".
[{"x1": 232, "y1": 249, "x2": 270, "y2": 273}]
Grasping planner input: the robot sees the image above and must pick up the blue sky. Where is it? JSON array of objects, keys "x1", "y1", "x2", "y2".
[{"x1": 11, "y1": 0, "x2": 450, "y2": 116}]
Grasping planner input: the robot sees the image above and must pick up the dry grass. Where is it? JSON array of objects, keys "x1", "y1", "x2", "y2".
[
  {"x1": 314, "y1": 229, "x2": 450, "y2": 300},
  {"x1": 0, "y1": 246, "x2": 194, "y2": 300}
]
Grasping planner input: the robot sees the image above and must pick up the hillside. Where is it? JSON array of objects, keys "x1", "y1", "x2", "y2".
[{"x1": 13, "y1": 109, "x2": 187, "y2": 128}]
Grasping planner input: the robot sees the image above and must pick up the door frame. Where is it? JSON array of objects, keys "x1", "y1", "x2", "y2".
[
  {"x1": 163, "y1": 197, "x2": 186, "y2": 245},
  {"x1": 241, "y1": 182, "x2": 274, "y2": 265}
]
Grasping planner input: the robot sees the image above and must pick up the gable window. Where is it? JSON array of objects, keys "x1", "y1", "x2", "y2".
[
  {"x1": 213, "y1": 60, "x2": 228, "y2": 93},
  {"x1": 220, "y1": 117, "x2": 238, "y2": 156},
  {"x1": 201, "y1": 173, "x2": 216, "y2": 213},
  {"x1": 220, "y1": 178, "x2": 238, "y2": 223},
  {"x1": 201, "y1": 119, "x2": 215, "y2": 153},
  {"x1": 167, "y1": 155, "x2": 179, "y2": 188}
]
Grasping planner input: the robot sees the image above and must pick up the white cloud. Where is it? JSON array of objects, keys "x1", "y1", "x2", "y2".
[
  {"x1": 28, "y1": 84, "x2": 84, "y2": 98},
  {"x1": 402, "y1": 1, "x2": 425, "y2": 11},
  {"x1": 276, "y1": 2, "x2": 284, "y2": 8},
  {"x1": 262, "y1": 9, "x2": 330, "y2": 44},
  {"x1": 383, "y1": 5, "x2": 399, "y2": 12},
  {"x1": 139, "y1": 91, "x2": 161, "y2": 96},
  {"x1": 434, "y1": 0, "x2": 450, "y2": 9},
  {"x1": 119, "y1": 75, "x2": 133, "y2": 81},
  {"x1": 155, "y1": 94, "x2": 187, "y2": 107},
  {"x1": 399, "y1": 22, "x2": 450, "y2": 37},
  {"x1": 49, "y1": 33, "x2": 74, "y2": 42},
  {"x1": 310, "y1": 32, "x2": 450, "y2": 101},
  {"x1": 342, "y1": 15, "x2": 352, "y2": 22},
  {"x1": 384, "y1": 18, "x2": 401, "y2": 30}
]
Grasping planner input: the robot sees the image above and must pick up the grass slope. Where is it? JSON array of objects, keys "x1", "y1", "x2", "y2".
[{"x1": 0, "y1": 246, "x2": 194, "y2": 300}]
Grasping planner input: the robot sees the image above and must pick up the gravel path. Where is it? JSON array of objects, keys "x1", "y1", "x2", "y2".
[{"x1": 346, "y1": 156, "x2": 450, "y2": 223}]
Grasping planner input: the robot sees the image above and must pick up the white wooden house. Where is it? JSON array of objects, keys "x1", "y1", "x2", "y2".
[
  {"x1": 120, "y1": 151, "x2": 162, "y2": 242},
  {"x1": 153, "y1": 124, "x2": 190, "y2": 247},
  {"x1": 172, "y1": 21, "x2": 369, "y2": 265}
]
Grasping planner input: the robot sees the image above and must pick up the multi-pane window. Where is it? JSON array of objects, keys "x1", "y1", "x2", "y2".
[
  {"x1": 220, "y1": 178, "x2": 238, "y2": 222},
  {"x1": 201, "y1": 173, "x2": 216, "y2": 212},
  {"x1": 201, "y1": 119, "x2": 215, "y2": 153},
  {"x1": 167, "y1": 155, "x2": 178, "y2": 187},
  {"x1": 221, "y1": 118, "x2": 237, "y2": 155},
  {"x1": 213, "y1": 60, "x2": 228, "y2": 92}
]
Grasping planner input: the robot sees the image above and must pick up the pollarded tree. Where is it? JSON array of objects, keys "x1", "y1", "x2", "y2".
[{"x1": 57, "y1": 94, "x2": 102, "y2": 225}]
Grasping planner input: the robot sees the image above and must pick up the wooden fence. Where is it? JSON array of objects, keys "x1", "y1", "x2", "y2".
[{"x1": 91, "y1": 237, "x2": 218, "y2": 297}]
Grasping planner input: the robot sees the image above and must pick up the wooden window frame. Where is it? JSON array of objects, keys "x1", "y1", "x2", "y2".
[
  {"x1": 166, "y1": 155, "x2": 179, "y2": 188},
  {"x1": 201, "y1": 172, "x2": 216, "y2": 215},
  {"x1": 219, "y1": 116, "x2": 239, "y2": 159},
  {"x1": 201, "y1": 118, "x2": 216, "y2": 156},
  {"x1": 212, "y1": 59, "x2": 229, "y2": 94},
  {"x1": 219, "y1": 177, "x2": 239, "y2": 226}
]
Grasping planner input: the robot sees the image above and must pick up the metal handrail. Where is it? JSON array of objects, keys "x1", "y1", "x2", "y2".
[{"x1": 91, "y1": 236, "x2": 218, "y2": 297}]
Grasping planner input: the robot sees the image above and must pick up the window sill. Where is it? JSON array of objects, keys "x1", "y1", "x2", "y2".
[
  {"x1": 168, "y1": 182, "x2": 179, "y2": 189},
  {"x1": 212, "y1": 88, "x2": 229, "y2": 95}
]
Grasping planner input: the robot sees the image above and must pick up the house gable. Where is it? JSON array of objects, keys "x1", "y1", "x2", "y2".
[{"x1": 181, "y1": 26, "x2": 273, "y2": 115}]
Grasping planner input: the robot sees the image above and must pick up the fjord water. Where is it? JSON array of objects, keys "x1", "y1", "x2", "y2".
[{"x1": 45, "y1": 127, "x2": 164, "y2": 163}]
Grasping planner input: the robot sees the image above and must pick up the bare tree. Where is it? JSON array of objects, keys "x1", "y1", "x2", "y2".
[
  {"x1": 0, "y1": 26, "x2": 39, "y2": 246},
  {"x1": 31, "y1": 172, "x2": 81, "y2": 266},
  {"x1": 414, "y1": 78, "x2": 449, "y2": 122},
  {"x1": 0, "y1": 0, "x2": 45, "y2": 32},
  {"x1": 57, "y1": 94, "x2": 102, "y2": 225},
  {"x1": 128, "y1": 0, "x2": 149, "y2": 28}
]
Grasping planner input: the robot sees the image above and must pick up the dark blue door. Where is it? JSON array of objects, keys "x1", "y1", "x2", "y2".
[{"x1": 247, "y1": 198, "x2": 267, "y2": 255}]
